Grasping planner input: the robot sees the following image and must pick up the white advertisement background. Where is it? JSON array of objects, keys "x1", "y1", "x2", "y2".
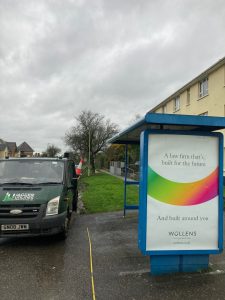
[
  {"x1": 148, "y1": 134, "x2": 218, "y2": 182},
  {"x1": 146, "y1": 134, "x2": 219, "y2": 251},
  {"x1": 146, "y1": 196, "x2": 218, "y2": 250}
]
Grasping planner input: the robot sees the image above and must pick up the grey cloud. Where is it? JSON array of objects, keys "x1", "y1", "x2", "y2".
[{"x1": 1, "y1": 0, "x2": 225, "y2": 152}]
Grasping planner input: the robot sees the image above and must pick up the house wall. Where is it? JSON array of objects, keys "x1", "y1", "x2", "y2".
[
  {"x1": 8, "y1": 150, "x2": 16, "y2": 157},
  {"x1": 17, "y1": 151, "x2": 33, "y2": 158},
  {"x1": 154, "y1": 65, "x2": 225, "y2": 117},
  {"x1": 0, "y1": 151, "x2": 5, "y2": 158},
  {"x1": 0, "y1": 148, "x2": 9, "y2": 158},
  {"x1": 152, "y1": 63, "x2": 225, "y2": 168}
]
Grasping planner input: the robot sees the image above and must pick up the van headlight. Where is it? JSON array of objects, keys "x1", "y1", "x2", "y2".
[{"x1": 46, "y1": 196, "x2": 60, "y2": 216}]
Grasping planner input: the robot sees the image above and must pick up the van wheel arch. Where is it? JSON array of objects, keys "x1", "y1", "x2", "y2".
[{"x1": 57, "y1": 209, "x2": 70, "y2": 240}]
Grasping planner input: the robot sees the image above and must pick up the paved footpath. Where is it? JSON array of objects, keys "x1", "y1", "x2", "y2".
[{"x1": 80, "y1": 211, "x2": 225, "y2": 300}]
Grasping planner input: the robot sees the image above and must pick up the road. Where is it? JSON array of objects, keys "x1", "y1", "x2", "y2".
[
  {"x1": 0, "y1": 214, "x2": 91, "y2": 300},
  {"x1": 1, "y1": 211, "x2": 225, "y2": 300}
]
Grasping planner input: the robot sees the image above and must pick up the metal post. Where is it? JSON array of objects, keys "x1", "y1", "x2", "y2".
[
  {"x1": 124, "y1": 144, "x2": 128, "y2": 217},
  {"x1": 88, "y1": 129, "x2": 91, "y2": 176}
]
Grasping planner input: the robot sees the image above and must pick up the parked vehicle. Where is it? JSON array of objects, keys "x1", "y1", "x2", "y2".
[{"x1": 0, "y1": 157, "x2": 78, "y2": 239}]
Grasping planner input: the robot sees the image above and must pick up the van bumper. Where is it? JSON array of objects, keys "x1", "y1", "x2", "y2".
[{"x1": 0, "y1": 211, "x2": 67, "y2": 238}]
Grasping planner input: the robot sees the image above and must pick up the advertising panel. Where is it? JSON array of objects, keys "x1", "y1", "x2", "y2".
[{"x1": 146, "y1": 133, "x2": 219, "y2": 251}]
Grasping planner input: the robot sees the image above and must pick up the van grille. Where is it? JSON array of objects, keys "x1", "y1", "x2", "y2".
[
  {"x1": 2, "y1": 188, "x2": 41, "y2": 191},
  {"x1": 0, "y1": 204, "x2": 42, "y2": 219}
]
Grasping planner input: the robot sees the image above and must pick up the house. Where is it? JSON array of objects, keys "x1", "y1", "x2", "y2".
[
  {"x1": 150, "y1": 56, "x2": 225, "y2": 159},
  {"x1": 17, "y1": 142, "x2": 34, "y2": 157},
  {"x1": 6, "y1": 142, "x2": 17, "y2": 157},
  {"x1": 0, "y1": 144, "x2": 8, "y2": 158},
  {"x1": 0, "y1": 139, "x2": 34, "y2": 158}
]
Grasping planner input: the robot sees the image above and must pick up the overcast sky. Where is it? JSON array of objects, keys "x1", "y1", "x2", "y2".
[{"x1": 1, "y1": 0, "x2": 225, "y2": 153}]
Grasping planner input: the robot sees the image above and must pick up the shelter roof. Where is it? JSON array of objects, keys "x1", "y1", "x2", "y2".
[{"x1": 108, "y1": 113, "x2": 225, "y2": 144}]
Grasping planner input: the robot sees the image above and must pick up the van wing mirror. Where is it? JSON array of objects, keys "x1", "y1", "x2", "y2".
[
  {"x1": 68, "y1": 178, "x2": 78, "y2": 190},
  {"x1": 71, "y1": 177, "x2": 78, "y2": 186}
]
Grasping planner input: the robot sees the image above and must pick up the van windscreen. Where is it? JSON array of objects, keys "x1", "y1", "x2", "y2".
[{"x1": 0, "y1": 160, "x2": 64, "y2": 184}]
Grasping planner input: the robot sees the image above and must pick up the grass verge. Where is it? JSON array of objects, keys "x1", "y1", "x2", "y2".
[{"x1": 80, "y1": 172, "x2": 139, "y2": 213}]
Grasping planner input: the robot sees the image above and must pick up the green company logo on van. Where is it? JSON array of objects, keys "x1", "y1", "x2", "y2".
[
  {"x1": 3, "y1": 192, "x2": 35, "y2": 202},
  {"x1": 3, "y1": 192, "x2": 13, "y2": 202}
]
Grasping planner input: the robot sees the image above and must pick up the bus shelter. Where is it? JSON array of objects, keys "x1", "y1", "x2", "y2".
[{"x1": 108, "y1": 113, "x2": 225, "y2": 275}]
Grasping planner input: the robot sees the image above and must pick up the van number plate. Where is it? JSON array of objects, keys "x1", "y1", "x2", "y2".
[{"x1": 1, "y1": 224, "x2": 29, "y2": 231}]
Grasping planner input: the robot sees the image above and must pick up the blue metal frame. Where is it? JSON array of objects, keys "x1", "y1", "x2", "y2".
[
  {"x1": 123, "y1": 144, "x2": 139, "y2": 217},
  {"x1": 144, "y1": 113, "x2": 225, "y2": 129},
  {"x1": 108, "y1": 113, "x2": 225, "y2": 145},
  {"x1": 138, "y1": 129, "x2": 223, "y2": 256},
  {"x1": 138, "y1": 131, "x2": 148, "y2": 252}
]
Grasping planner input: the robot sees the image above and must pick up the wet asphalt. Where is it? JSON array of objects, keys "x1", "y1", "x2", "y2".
[
  {"x1": 1, "y1": 211, "x2": 225, "y2": 300},
  {"x1": 0, "y1": 214, "x2": 91, "y2": 300}
]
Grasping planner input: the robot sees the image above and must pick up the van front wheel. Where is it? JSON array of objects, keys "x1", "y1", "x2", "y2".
[{"x1": 58, "y1": 214, "x2": 70, "y2": 240}]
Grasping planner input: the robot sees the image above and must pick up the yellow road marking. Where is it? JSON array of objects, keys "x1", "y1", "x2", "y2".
[{"x1": 87, "y1": 227, "x2": 96, "y2": 300}]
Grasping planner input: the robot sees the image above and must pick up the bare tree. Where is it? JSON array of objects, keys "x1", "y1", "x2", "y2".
[
  {"x1": 45, "y1": 144, "x2": 61, "y2": 157},
  {"x1": 129, "y1": 113, "x2": 142, "y2": 124},
  {"x1": 65, "y1": 110, "x2": 118, "y2": 174}
]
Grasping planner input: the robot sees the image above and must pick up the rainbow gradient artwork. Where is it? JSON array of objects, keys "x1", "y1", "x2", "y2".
[{"x1": 148, "y1": 166, "x2": 218, "y2": 206}]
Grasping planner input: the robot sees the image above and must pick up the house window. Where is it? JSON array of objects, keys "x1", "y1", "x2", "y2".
[
  {"x1": 186, "y1": 88, "x2": 190, "y2": 106},
  {"x1": 199, "y1": 112, "x2": 208, "y2": 116},
  {"x1": 174, "y1": 96, "x2": 180, "y2": 111},
  {"x1": 199, "y1": 78, "x2": 208, "y2": 98},
  {"x1": 162, "y1": 105, "x2": 167, "y2": 114}
]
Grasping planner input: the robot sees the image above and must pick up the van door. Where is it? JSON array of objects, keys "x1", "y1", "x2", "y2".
[{"x1": 65, "y1": 161, "x2": 76, "y2": 212}]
